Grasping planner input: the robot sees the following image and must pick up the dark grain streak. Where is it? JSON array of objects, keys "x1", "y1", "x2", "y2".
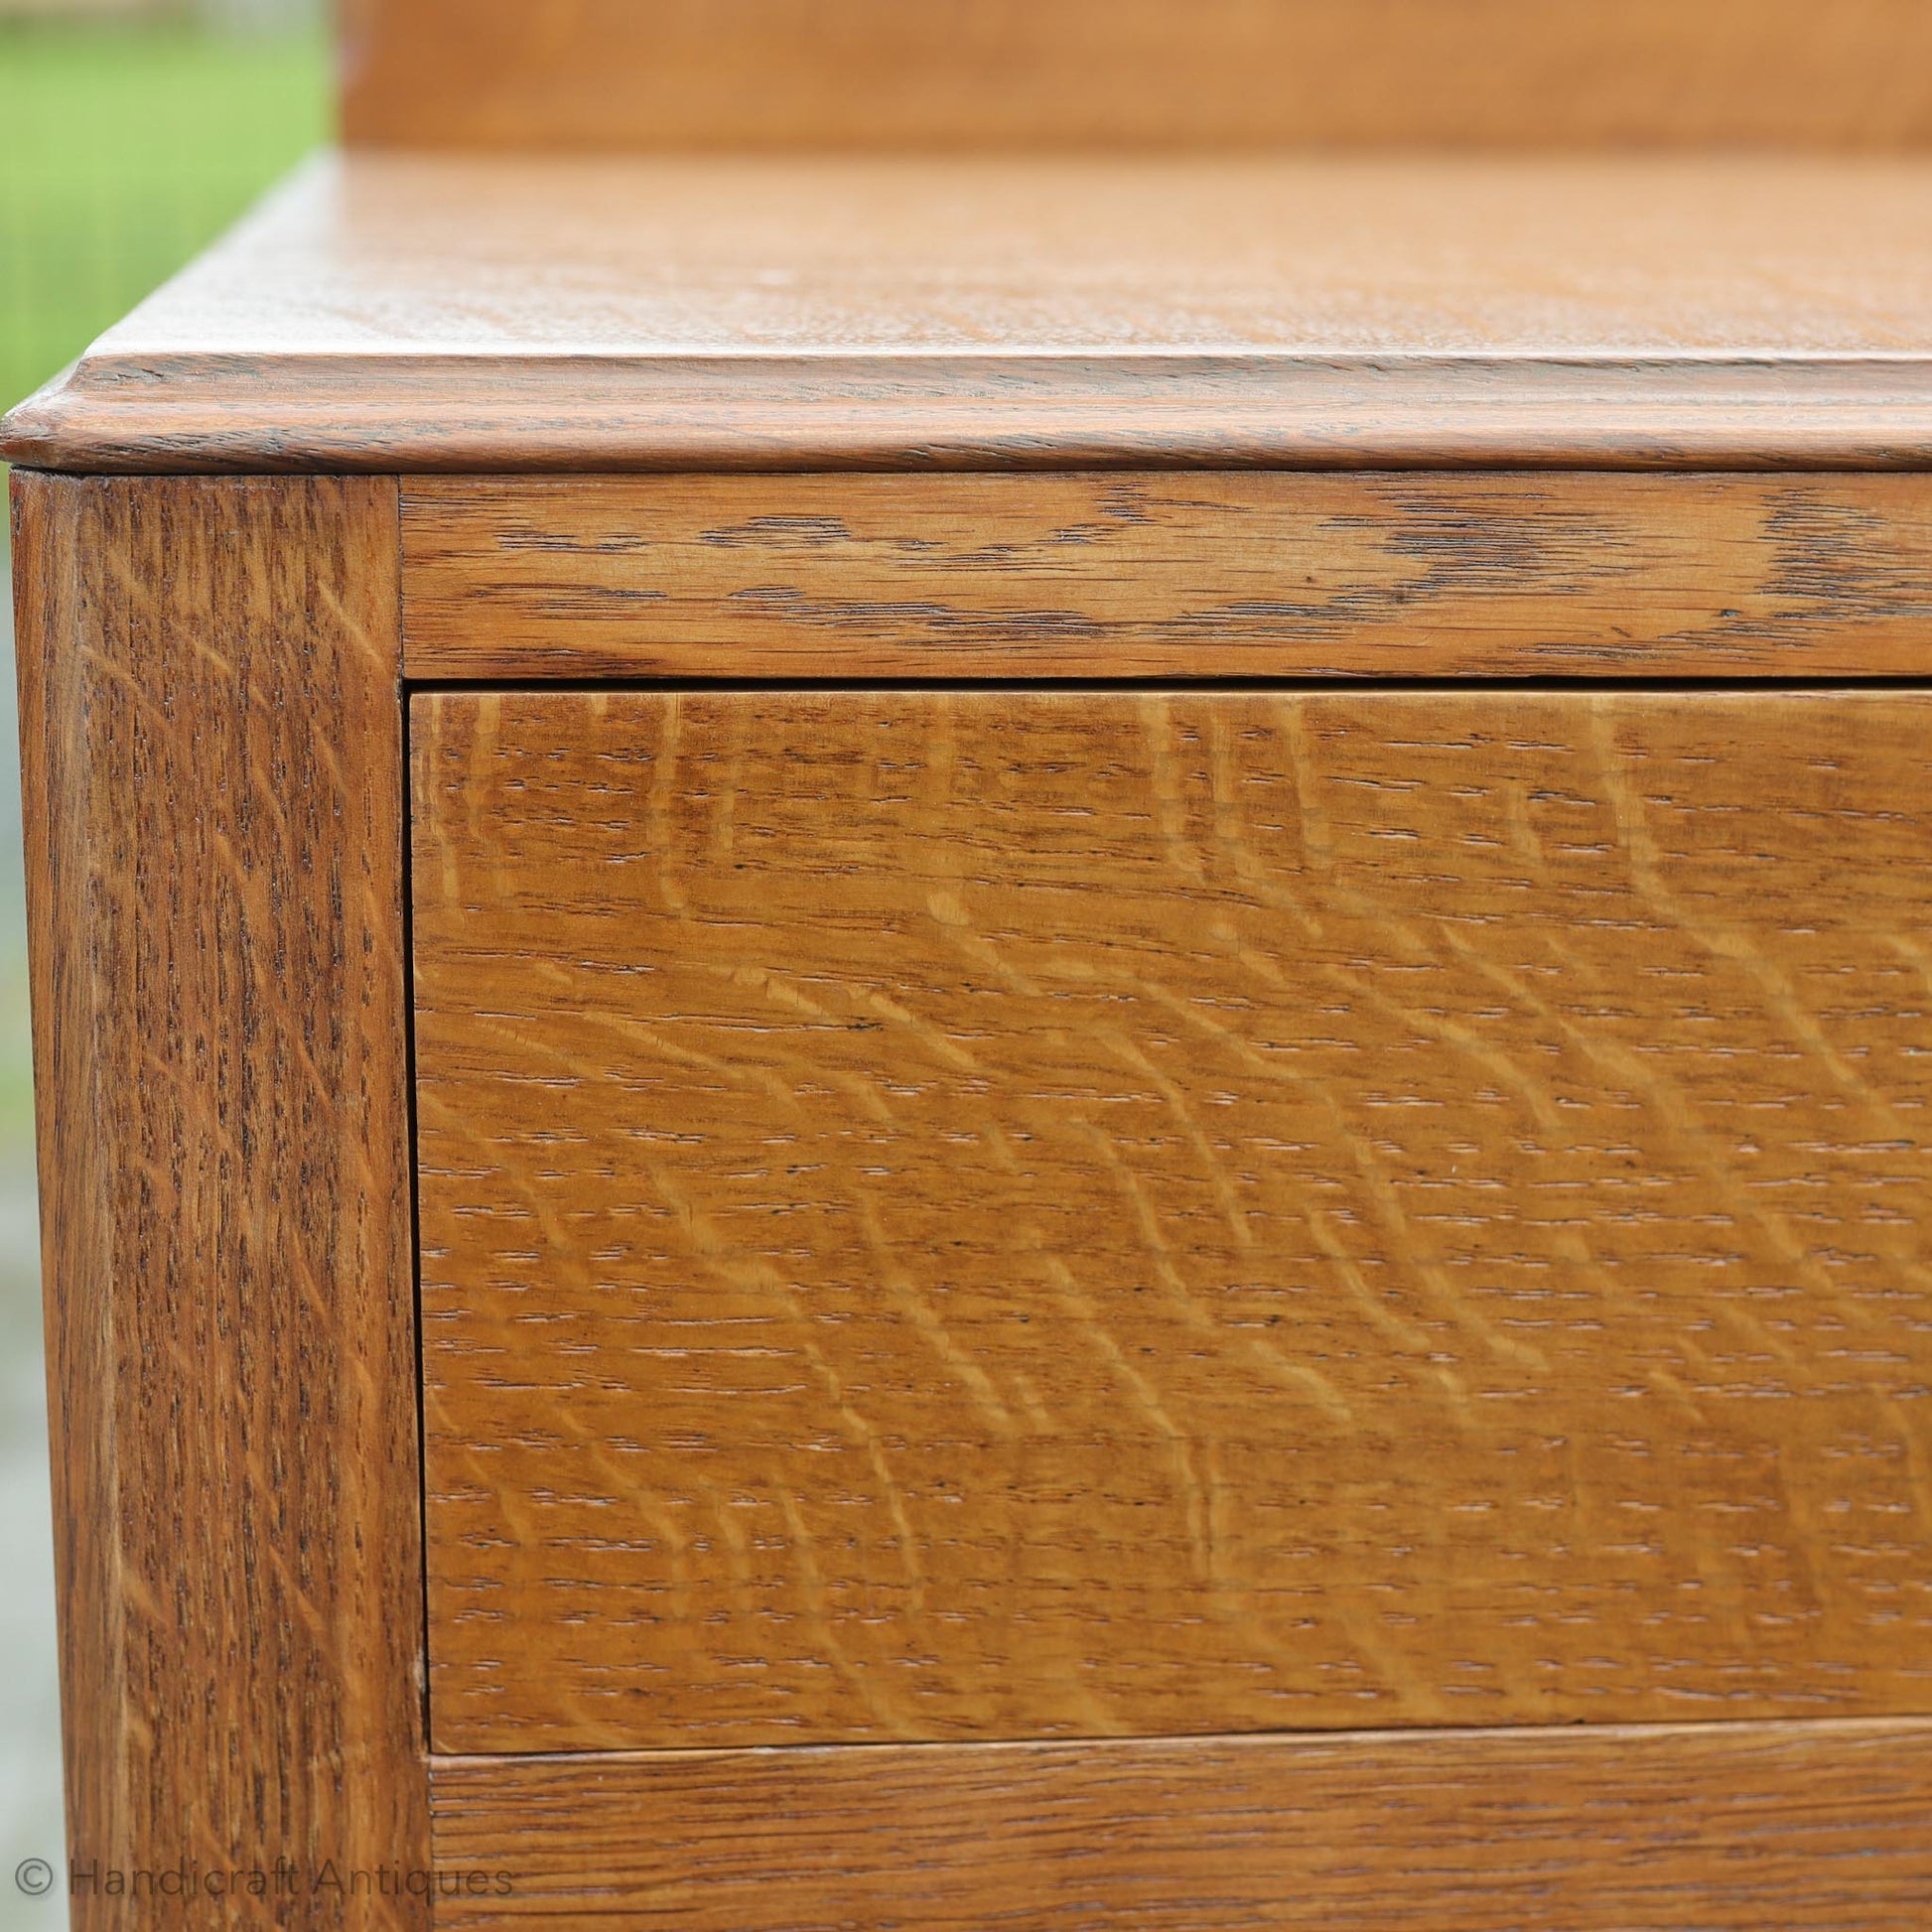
[{"x1": 403, "y1": 474, "x2": 1932, "y2": 682}]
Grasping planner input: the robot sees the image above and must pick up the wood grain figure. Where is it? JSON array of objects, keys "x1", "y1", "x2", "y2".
[
  {"x1": 412, "y1": 686, "x2": 1932, "y2": 1754},
  {"x1": 12, "y1": 474, "x2": 428, "y2": 1930},
  {"x1": 403, "y1": 472, "x2": 1932, "y2": 681},
  {"x1": 429, "y1": 1720, "x2": 1932, "y2": 1929},
  {"x1": 17, "y1": 0, "x2": 1932, "y2": 1911}
]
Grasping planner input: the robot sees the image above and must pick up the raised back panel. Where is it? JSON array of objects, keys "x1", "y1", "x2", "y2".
[{"x1": 341, "y1": 0, "x2": 1932, "y2": 152}]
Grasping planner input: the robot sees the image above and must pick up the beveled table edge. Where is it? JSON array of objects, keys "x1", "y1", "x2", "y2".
[{"x1": 12, "y1": 351, "x2": 1932, "y2": 473}]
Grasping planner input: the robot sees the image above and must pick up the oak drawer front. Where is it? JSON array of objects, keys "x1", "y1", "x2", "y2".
[{"x1": 411, "y1": 686, "x2": 1932, "y2": 1756}]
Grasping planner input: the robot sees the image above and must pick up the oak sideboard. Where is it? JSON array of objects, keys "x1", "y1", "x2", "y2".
[{"x1": 8, "y1": 3, "x2": 1932, "y2": 1927}]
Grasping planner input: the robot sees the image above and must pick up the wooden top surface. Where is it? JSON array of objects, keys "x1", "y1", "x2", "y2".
[
  {"x1": 342, "y1": 0, "x2": 1932, "y2": 154},
  {"x1": 11, "y1": 151, "x2": 1932, "y2": 472}
]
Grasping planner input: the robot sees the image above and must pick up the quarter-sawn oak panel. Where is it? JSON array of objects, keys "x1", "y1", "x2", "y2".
[{"x1": 412, "y1": 688, "x2": 1932, "y2": 1753}]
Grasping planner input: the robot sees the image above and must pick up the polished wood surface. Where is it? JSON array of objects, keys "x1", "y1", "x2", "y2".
[
  {"x1": 11, "y1": 475, "x2": 428, "y2": 1927},
  {"x1": 343, "y1": 0, "x2": 1932, "y2": 154},
  {"x1": 20, "y1": 0, "x2": 1932, "y2": 1905},
  {"x1": 11, "y1": 154, "x2": 1932, "y2": 472},
  {"x1": 403, "y1": 473, "x2": 1932, "y2": 680},
  {"x1": 414, "y1": 686, "x2": 1932, "y2": 1755},
  {"x1": 429, "y1": 1721, "x2": 1932, "y2": 1929}
]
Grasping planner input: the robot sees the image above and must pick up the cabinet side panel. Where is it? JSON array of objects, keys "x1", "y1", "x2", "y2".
[{"x1": 11, "y1": 472, "x2": 426, "y2": 1930}]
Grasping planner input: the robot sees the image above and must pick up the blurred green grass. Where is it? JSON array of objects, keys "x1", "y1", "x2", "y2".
[
  {"x1": 0, "y1": 18, "x2": 328, "y2": 1918},
  {"x1": 1, "y1": 16, "x2": 329, "y2": 413}
]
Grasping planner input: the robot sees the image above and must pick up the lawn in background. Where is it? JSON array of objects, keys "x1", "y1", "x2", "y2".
[
  {"x1": 1, "y1": 14, "x2": 327, "y2": 409},
  {"x1": 0, "y1": 14, "x2": 328, "y2": 1917}
]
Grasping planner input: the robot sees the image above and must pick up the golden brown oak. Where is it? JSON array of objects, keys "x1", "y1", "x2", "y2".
[
  {"x1": 22, "y1": 0, "x2": 1932, "y2": 1912},
  {"x1": 402, "y1": 472, "x2": 1932, "y2": 681},
  {"x1": 428, "y1": 1722, "x2": 1932, "y2": 1929},
  {"x1": 342, "y1": 0, "x2": 1932, "y2": 154},
  {"x1": 13, "y1": 155, "x2": 1932, "y2": 472},
  {"x1": 12, "y1": 474, "x2": 429, "y2": 1929},
  {"x1": 413, "y1": 686, "x2": 1932, "y2": 1755}
]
